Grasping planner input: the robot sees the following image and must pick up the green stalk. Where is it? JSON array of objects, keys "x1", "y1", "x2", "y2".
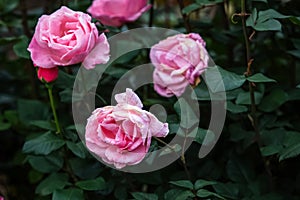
[{"x1": 47, "y1": 85, "x2": 61, "y2": 134}]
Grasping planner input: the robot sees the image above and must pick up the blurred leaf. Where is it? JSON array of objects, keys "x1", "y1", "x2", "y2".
[
  {"x1": 13, "y1": 36, "x2": 30, "y2": 59},
  {"x1": 235, "y1": 91, "x2": 263, "y2": 105},
  {"x1": 174, "y1": 98, "x2": 198, "y2": 129},
  {"x1": 205, "y1": 66, "x2": 246, "y2": 92},
  {"x1": 260, "y1": 145, "x2": 283, "y2": 156},
  {"x1": 69, "y1": 158, "x2": 102, "y2": 179},
  {"x1": 52, "y1": 188, "x2": 84, "y2": 200},
  {"x1": 114, "y1": 186, "x2": 127, "y2": 200},
  {"x1": 226, "y1": 101, "x2": 248, "y2": 113},
  {"x1": 131, "y1": 192, "x2": 158, "y2": 200},
  {"x1": 169, "y1": 180, "x2": 194, "y2": 190},
  {"x1": 30, "y1": 120, "x2": 56, "y2": 131},
  {"x1": 75, "y1": 177, "x2": 106, "y2": 191},
  {"x1": 18, "y1": 99, "x2": 50, "y2": 124},
  {"x1": 0, "y1": 0, "x2": 19, "y2": 13},
  {"x1": 252, "y1": 0, "x2": 267, "y2": 2},
  {"x1": 195, "y1": 128, "x2": 215, "y2": 145},
  {"x1": 279, "y1": 143, "x2": 300, "y2": 161},
  {"x1": 164, "y1": 189, "x2": 194, "y2": 200},
  {"x1": 213, "y1": 182, "x2": 239, "y2": 199},
  {"x1": 196, "y1": 189, "x2": 225, "y2": 199},
  {"x1": 66, "y1": 141, "x2": 87, "y2": 158},
  {"x1": 297, "y1": 84, "x2": 300, "y2": 88},
  {"x1": 27, "y1": 153, "x2": 63, "y2": 173},
  {"x1": 288, "y1": 50, "x2": 300, "y2": 59},
  {"x1": 23, "y1": 132, "x2": 65, "y2": 155},
  {"x1": 258, "y1": 88, "x2": 288, "y2": 112},
  {"x1": 0, "y1": 115, "x2": 11, "y2": 130},
  {"x1": 227, "y1": 158, "x2": 253, "y2": 183},
  {"x1": 0, "y1": 36, "x2": 21, "y2": 45},
  {"x1": 36, "y1": 173, "x2": 69, "y2": 196},
  {"x1": 246, "y1": 73, "x2": 276, "y2": 83},
  {"x1": 28, "y1": 169, "x2": 43, "y2": 184},
  {"x1": 194, "y1": 179, "x2": 217, "y2": 190},
  {"x1": 55, "y1": 71, "x2": 75, "y2": 89},
  {"x1": 182, "y1": 4, "x2": 201, "y2": 15}
]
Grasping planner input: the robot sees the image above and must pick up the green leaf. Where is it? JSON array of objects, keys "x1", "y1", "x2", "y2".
[
  {"x1": 75, "y1": 177, "x2": 106, "y2": 191},
  {"x1": 66, "y1": 141, "x2": 87, "y2": 158},
  {"x1": 36, "y1": 173, "x2": 69, "y2": 196},
  {"x1": 194, "y1": 179, "x2": 217, "y2": 190},
  {"x1": 204, "y1": 66, "x2": 246, "y2": 93},
  {"x1": 27, "y1": 153, "x2": 64, "y2": 173},
  {"x1": 213, "y1": 182, "x2": 239, "y2": 199},
  {"x1": 169, "y1": 180, "x2": 194, "y2": 190},
  {"x1": 297, "y1": 84, "x2": 300, "y2": 89},
  {"x1": 246, "y1": 73, "x2": 276, "y2": 83},
  {"x1": 52, "y1": 188, "x2": 84, "y2": 200},
  {"x1": 13, "y1": 36, "x2": 30, "y2": 59},
  {"x1": 30, "y1": 120, "x2": 56, "y2": 131},
  {"x1": 288, "y1": 50, "x2": 300, "y2": 59},
  {"x1": 23, "y1": 132, "x2": 65, "y2": 155},
  {"x1": 195, "y1": 128, "x2": 215, "y2": 145},
  {"x1": 260, "y1": 145, "x2": 283, "y2": 156},
  {"x1": 0, "y1": 0, "x2": 19, "y2": 13},
  {"x1": 18, "y1": 99, "x2": 50, "y2": 124},
  {"x1": 196, "y1": 189, "x2": 225, "y2": 200},
  {"x1": 114, "y1": 186, "x2": 127, "y2": 200},
  {"x1": 252, "y1": 0, "x2": 267, "y2": 3},
  {"x1": 182, "y1": 4, "x2": 201, "y2": 14},
  {"x1": 226, "y1": 101, "x2": 248, "y2": 113},
  {"x1": 279, "y1": 143, "x2": 300, "y2": 161},
  {"x1": 227, "y1": 158, "x2": 253, "y2": 183},
  {"x1": 235, "y1": 91, "x2": 263, "y2": 105},
  {"x1": 164, "y1": 189, "x2": 195, "y2": 200},
  {"x1": 131, "y1": 192, "x2": 158, "y2": 200},
  {"x1": 258, "y1": 88, "x2": 288, "y2": 112},
  {"x1": 0, "y1": 115, "x2": 11, "y2": 131},
  {"x1": 174, "y1": 98, "x2": 198, "y2": 129},
  {"x1": 55, "y1": 70, "x2": 75, "y2": 89},
  {"x1": 69, "y1": 158, "x2": 102, "y2": 179}
]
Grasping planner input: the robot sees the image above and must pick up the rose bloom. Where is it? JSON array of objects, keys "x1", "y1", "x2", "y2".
[
  {"x1": 87, "y1": 0, "x2": 151, "y2": 27},
  {"x1": 37, "y1": 67, "x2": 59, "y2": 83},
  {"x1": 85, "y1": 89, "x2": 169, "y2": 169},
  {"x1": 150, "y1": 33, "x2": 209, "y2": 97},
  {"x1": 28, "y1": 6, "x2": 110, "y2": 70}
]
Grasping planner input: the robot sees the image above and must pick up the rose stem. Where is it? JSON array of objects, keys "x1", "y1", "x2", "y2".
[
  {"x1": 239, "y1": 0, "x2": 273, "y2": 188},
  {"x1": 46, "y1": 84, "x2": 61, "y2": 134}
]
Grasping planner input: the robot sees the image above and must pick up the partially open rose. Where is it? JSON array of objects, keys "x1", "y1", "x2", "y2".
[
  {"x1": 150, "y1": 33, "x2": 209, "y2": 97},
  {"x1": 28, "y1": 6, "x2": 110, "y2": 70},
  {"x1": 87, "y1": 0, "x2": 151, "y2": 27},
  {"x1": 85, "y1": 89, "x2": 169, "y2": 169}
]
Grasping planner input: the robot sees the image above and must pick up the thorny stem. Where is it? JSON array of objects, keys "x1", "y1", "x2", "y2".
[
  {"x1": 47, "y1": 85, "x2": 62, "y2": 134},
  {"x1": 239, "y1": 0, "x2": 273, "y2": 188}
]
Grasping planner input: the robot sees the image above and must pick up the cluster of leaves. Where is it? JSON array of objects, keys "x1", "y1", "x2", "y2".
[{"x1": 0, "y1": 0, "x2": 300, "y2": 199}]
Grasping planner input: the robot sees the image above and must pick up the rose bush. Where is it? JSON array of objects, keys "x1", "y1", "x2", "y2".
[
  {"x1": 87, "y1": 0, "x2": 151, "y2": 27},
  {"x1": 150, "y1": 33, "x2": 209, "y2": 97},
  {"x1": 85, "y1": 89, "x2": 169, "y2": 169},
  {"x1": 27, "y1": 6, "x2": 110, "y2": 70}
]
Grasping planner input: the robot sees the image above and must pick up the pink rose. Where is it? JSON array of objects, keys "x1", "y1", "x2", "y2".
[
  {"x1": 87, "y1": 0, "x2": 151, "y2": 27},
  {"x1": 85, "y1": 88, "x2": 169, "y2": 169},
  {"x1": 28, "y1": 6, "x2": 110, "y2": 70},
  {"x1": 0, "y1": 196, "x2": 4, "y2": 200},
  {"x1": 150, "y1": 33, "x2": 209, "y2": 97},
  {"x1": 37, "y1": 67, "x2": 59, "y2": 83}
]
